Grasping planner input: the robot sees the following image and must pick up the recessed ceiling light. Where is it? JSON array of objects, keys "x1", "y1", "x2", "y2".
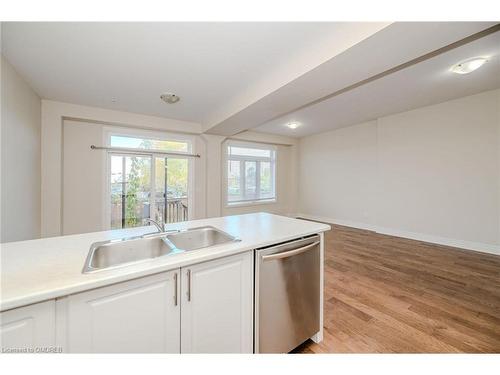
[
  {"x1": 450, "y1": 57, "x2": 488, "y2": 75},
  {"x1": 160, "y1": 93, "x2": 181, "y2": 104},
  {"x1": 286, "y1": 122, "x2": 301, "y2": 129}
]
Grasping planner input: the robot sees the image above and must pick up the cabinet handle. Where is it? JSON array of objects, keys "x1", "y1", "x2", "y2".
[
  {"x1": 186, "y1": 269, "x2": 191, "y2": 302},
  {"x1": 173, "y1": 272, "x2": 178, "y2": 306}
]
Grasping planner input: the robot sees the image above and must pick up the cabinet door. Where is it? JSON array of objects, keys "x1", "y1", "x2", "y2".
[
  {"x1": 62, "y1": 270, "x2": 180, "y2": 353},
  {"x1": 181, "y1": 251, "x2": 253, "y2": 353},
  {"x1": 0, "y1": 300, "x2": 56, "y2": 352}
]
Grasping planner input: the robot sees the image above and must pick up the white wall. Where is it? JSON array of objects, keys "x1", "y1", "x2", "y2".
[
  {"x1": 1, "y1": 56, "x2": 41, "y2": 242},
  {"x1": 42, "y1": 101, "x2": 298, "y2": 236},
  {"x1": 41, "y1": 100, "x2": 203, "y2": 237},
  {"x1": 299, "y1": 89, "x2": 500, "y2": 254},
  {"x1": 299, "y1": 120, "x2": 377, "y2": 227},
  {"x1": 376, "y1": 90, "x2": 499, "y2": 249},
  {"x1": 61, "y1": 119, "x2": 203, "y2": 235},
  {"x1": 62, "y1": 120, "x2": 105, "y2": 235}
]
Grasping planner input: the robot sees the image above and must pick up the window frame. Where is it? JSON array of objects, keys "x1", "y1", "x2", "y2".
[
  {"x1": 223, "y1": 140, "x2": 277, "y2": 207},
  {"x1": 102, "y1": 126, "x2": 195, "y2": 230}
]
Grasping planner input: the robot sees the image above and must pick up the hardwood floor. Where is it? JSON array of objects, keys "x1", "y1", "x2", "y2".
[{"x1": 292, "y1": 224, "x2": 500, "y2": 353}]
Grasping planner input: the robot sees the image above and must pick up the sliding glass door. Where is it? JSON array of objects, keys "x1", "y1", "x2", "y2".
[
  {"x1": 152, "y1": 157, "x2": 189, "y2": 225},
  {"x1": 107, "y1": 131, "x2": 193, "y2": 229},
  {"x1": 110, "y1": 154, "x2": 152, "y2": 229},
  {"x1": 109, "y1": 153, "x2": 190, "y2": 229}
]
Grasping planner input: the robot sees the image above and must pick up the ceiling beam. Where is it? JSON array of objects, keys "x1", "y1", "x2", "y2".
[{"x1": 204, "y1": 22, "x2": 498, "y2": 137}]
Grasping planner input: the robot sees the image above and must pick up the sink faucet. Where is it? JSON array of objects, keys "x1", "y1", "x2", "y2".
[{"x1": 143, "y1": 218, "x2": 165, "y2": 233}]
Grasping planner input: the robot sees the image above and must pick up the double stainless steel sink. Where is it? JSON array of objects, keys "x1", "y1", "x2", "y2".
[{"x1": 83, "y1": 226, "x2": 240, "y2": 273}]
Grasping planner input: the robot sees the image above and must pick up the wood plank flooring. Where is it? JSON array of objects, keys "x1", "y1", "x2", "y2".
[{"x1": 292, "y1": 224, "x2": 500, "y2": 353}]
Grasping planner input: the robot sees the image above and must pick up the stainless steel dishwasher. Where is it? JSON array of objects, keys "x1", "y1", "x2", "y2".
[{"x1": 254, "y1": 235, "x2": 320, "y2": 353}]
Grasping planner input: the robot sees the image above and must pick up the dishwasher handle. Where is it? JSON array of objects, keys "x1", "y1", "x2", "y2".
[{"x1": 261, "y1": 241, "x2": 320, "y2": 261}]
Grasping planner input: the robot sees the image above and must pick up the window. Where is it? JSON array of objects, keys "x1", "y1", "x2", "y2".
[
  {"x1": 225, "y1": 141, "x2": 276, "y2": 205},
  {"x1": 106, "y1": 130, "x2": 192, "y2": 229},
  {"x1": 110, "y1": 135, "x2": 189, "y2": 153}
]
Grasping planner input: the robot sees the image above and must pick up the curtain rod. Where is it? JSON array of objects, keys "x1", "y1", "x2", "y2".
[{"x1": 90, "y1": 145, "x2": 201, "y2": 158}]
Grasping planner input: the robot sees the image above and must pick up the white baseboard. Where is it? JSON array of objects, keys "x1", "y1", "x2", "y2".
[
  {"x1": 295, "y1": 213, "x2": 378, "y2": 232},
  {"x1": 296, "y1": 213, "x2": 500, "y2": 256}
]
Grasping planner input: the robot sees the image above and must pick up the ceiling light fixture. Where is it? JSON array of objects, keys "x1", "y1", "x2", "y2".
[
  {"x1": 286, "y1": 122, "x2": 300, "y2": 129},
  {"x1": 450, "y1": 57, "x2": 488, "y2": 75},
  {"x1": 160, "y1": 93, "x2": 181, "y2": 104}
]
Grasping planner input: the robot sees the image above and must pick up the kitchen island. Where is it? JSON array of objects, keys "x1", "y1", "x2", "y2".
[{"x1": 0, "y1": 213, "x2": 330, "y2": 353}]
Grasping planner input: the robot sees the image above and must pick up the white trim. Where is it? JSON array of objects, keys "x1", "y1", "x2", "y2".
[
  {"x1": 311, "y1": 231, "x2": 324, "y2": 344},
  {"x1": 222, "y1": 140, "x2": 277, "y2": 207},
  {"x1": 41, "y1": 100, "x2": 201, "y2": 237},
  {"x1": 296, "y1": 214, "x2": 379, "y2": 232},
  {"x1": 102, "y1": 127, "x2": 195, "y2": 229},
  {"x1": 104, "y1": 126, "x2": 194, "y2": 152},
  {"x1": 296, "y1": 213, "x2": 500, "y2": 256},
  {"x1": 226, "y1": 139, "x2": 278, "y2": 151},
  {"x1": 101, "y1": 130, "x2": 109, "y2": 230},
  {"x1": 105, "y1": 125, "x2": 196, "y2": 222},
  {"x1": 225, "y1": 199, "x2": 277, "y2": 208}
]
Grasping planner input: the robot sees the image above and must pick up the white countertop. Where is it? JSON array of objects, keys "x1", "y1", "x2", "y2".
[{"x1": 0, "y1": 213, "x2": 329, "y2": 311}]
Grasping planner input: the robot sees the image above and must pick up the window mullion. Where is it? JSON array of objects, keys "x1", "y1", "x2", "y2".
[
  {"x1": 271, "y1": 153, "x2": 276, "y2": 198},
  {"x1": 228, "y1": 155, "x2": 271, "y2": 162},
  {"x1": 240, "y1": 160, "x2": 246, "y2": 201},
  {"x1": 256, "y1": 161, "x2": 261, "y2": 198},
  {"x1": 121, "y1": 156, "x2": 126, "y2": 228},
  {"x1": 150, "y1": 155, "x2": 155, "y2": 221}
]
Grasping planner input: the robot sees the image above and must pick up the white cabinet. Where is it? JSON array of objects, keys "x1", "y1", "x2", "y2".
[
  {"x1": 3, "y1": 251, "x2": 254, "y2": 353},
  {"x1": 180, "y1": 251, "x2": 253, "y2": 353},
  {"x1": 60, "y1": 270, "x2": 180, "y2": 353},
  {"x1": 0, "y1": 300, "x2": 56, "y2": 352}
]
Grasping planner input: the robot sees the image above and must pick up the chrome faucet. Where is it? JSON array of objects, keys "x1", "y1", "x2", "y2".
[{"x1": 143, "y1": 218, "x2": 165, "y2": 233}]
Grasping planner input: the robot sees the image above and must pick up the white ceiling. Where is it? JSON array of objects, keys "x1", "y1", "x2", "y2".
[
  {"x1": 205, "y1": 22, "x2": 497, "y2": 136},
  {"x1": 2, "y1": 22, "x2": 498, "y2": 139},
  {"x1": 0, "y1": 22, "x2": 385, "y2": 124},
  {"x1": 255, "y1": 30, "x2": 500, "y2": 137}
]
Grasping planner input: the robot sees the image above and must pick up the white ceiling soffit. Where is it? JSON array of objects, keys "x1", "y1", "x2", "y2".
[
  {"x1": 205, "y1": 22, "x2": 497, "y2": 136},
  {"x1": 256, "y1": 30, "x2": 500, "y2": 137},
  {"x1": 0, "y1": 22, "x2": 387, "y2": 125}
]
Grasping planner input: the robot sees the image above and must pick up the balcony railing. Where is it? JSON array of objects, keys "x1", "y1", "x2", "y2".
[
  {"x1": 111, "y1": 196, "x2": 188, "y2": 229},
  {"x1": 158, "y1": 197, "x2": 188, "y2": 224}
]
